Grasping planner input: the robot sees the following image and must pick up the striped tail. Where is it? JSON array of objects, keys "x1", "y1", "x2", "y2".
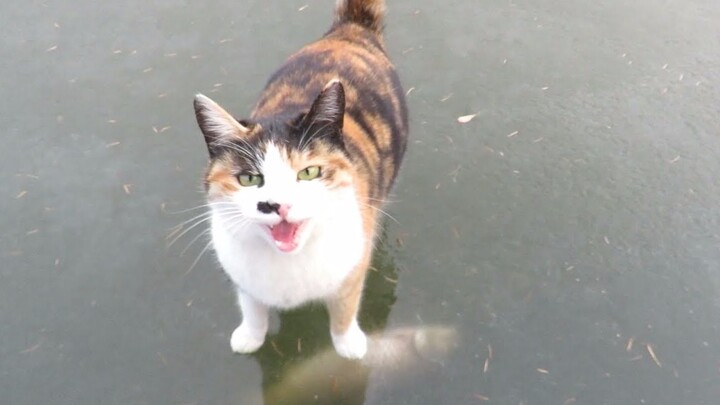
[{"x1": 334, "y1": 0, "x2": 385, "y2": 34}]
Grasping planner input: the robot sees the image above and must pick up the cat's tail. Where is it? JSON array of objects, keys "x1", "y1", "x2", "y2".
[{"x1": 334, "y1": 0, "x2": 385, "y2": 34}]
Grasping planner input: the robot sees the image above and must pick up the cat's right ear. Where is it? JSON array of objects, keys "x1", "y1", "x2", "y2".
[
  {"x1": 194, "y1": 94, "x2": 251, "y2": 157},
  {"x1": 300, "y1": 79, "x2": 345, "y2": 147}
]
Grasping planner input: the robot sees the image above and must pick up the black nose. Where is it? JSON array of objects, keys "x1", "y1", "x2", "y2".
[{"x1": 257, "y1": 201, "x2": 280, "y2": 214}]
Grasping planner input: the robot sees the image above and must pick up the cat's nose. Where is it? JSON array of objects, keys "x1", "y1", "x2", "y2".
[
  {"x1": 277, "y1": 204, "x2": 291, "y2": 219},
  {"x1": 257, "y1": 202, "x2": 292, "y2": 218},
  {"x1": 257, "y1": 201, "x2": 280, "y2": 214}
]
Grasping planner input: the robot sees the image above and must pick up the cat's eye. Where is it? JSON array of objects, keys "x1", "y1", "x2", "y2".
[
  {"x1": 298, "y1": 166, "x2": 321, "y2": 181},
  {"x1": 238, "y1": 173, "x2": 264, "y2": 187}
]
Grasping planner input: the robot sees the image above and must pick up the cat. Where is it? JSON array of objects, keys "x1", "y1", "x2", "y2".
[{"x1": 192, "y1": 0, "x2": 408, "y2": 359}]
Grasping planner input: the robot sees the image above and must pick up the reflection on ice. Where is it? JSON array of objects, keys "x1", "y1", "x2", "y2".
[{"x1": 262, "y1": 326, "x2": 458, "y2": 405}]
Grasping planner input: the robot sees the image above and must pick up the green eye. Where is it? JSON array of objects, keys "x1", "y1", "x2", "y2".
[
  {"x1": 238, "y1": 173, "x2": 264, "y2": 187},
  {"x1": 298, "y1": 166, "x2": 321, "y2": 181}
]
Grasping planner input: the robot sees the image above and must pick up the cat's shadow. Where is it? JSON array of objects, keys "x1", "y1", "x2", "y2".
[{"x1": 250, "y1": 230, "x2": 400, "y2": 405}]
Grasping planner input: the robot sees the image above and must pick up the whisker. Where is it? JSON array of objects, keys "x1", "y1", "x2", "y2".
[
  {"x1": 167, "y1": 216, "x2": 214, "y2": 247},
  {"x1": 174, "y1": 205, "x2": 241, "y2": 225},
  {"x1": 164, "y1": 201, "x2": 237, "y2": 215},
  {"x1": 358, "y1": 202, "x2": 399, "y2": 224},
  {"x1": 169, "y1": 205, "x2": 243, "y2": 245},
  {"x1": 166, "y1": 209, "x2": 230, "y2": 242},
  {"x1": 222, "y1": 212, "x2": 246, "y2": 224},
  {"x1": 208, "y1": 207, "x2": 244, "y2": 217},
  {"x1": 185, "y1": 240, "x2": 214, "y2": 276},
  {"x1": 166, "y1": 223, "x2": 185, "y2": 243},
  {"x1": 181, "y1": 228, "x2": 211, "y2": 256},
  {"x1": 299, "y1": 120, "x2": 335, "y2": 151},
  {"x1": 213, "y1": 139, "x2": 261, "y2": 165},
  {"x1": 366, "y1": 197, "x2": 398, "y2": 204},
  {"x1": 213, "y1": 208, "x2": 246, "y2": 221},
  {"x1": 168, "y1": 203, "x2": 239, "y2": 231},
  {"x1": 169, "y1": 211, "x2": 214, "y2": 232},
  {"x1": 225, "y1": 215, "x2": 250, "y2": 237}
]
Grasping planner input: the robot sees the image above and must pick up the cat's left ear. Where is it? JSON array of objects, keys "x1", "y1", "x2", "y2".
[
  {"x1": 301, "y1": 79, "x2": 345, "y2": 146},
  {"x1": 194, "y1": 94, "x2": 252, "y2": 157}
]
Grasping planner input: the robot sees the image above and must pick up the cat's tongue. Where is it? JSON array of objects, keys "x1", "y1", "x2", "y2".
[{"x1": 270, "y1": 220, "x2": 300, "y2": 252}]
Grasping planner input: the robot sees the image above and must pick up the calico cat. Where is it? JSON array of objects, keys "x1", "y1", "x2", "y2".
[{"x1": 193, "y1": 0, "x2": 407, "y2": 359}]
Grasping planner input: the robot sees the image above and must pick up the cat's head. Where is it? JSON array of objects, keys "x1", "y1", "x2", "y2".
[{"x1": 193, "y1": 80, "x2": 356, "y2": 254}]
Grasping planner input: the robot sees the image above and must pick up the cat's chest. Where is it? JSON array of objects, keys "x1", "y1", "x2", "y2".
[{"x1": 211, "y1": 214, "x2": 365, "y2": 308}]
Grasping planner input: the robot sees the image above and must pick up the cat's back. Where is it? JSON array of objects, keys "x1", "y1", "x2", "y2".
[{"x1": 252, "y1": 11, "x2": 408, "y2": 200}]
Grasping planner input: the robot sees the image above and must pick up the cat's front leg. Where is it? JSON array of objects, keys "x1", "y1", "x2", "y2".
[
  {"x1": 230, "y1": 291, "x2": 269, "y2": 354},
  {"x1": 327, "y1": 257, "x2": 370, "y2": 359},
  {"x1": 329, "y1": 312, "x2": 367, "y2": 359}
]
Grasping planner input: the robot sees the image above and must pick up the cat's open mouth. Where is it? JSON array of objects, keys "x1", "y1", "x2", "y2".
[{"x1": 268, "y1": 220, "x2": 306, "y2": 253}]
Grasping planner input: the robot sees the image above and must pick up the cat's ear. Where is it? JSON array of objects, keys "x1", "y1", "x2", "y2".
[
  {"x1": 301, "y1": 79, "x2": 345, "y2": 146},
  {"x1": 194, "y1": 94, "x2": 251, "y2": 156}
]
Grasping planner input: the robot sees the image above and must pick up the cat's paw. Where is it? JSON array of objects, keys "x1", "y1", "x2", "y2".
[
  {"x1": 331, "y1": 324, "x2": 368, "y2": 359},
  {"x1": 230, "y1": 324, "x2": 265, "y2": 354}
]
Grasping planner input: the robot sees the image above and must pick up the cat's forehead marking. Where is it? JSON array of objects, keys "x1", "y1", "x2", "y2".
[
  {"x1": 261, "y1": 142, "x2": 295, "y2": 180},
  {"x1": 259, "y1": 118, "x2": 312, "y2": 155}
]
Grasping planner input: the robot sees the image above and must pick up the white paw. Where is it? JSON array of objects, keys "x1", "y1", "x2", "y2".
[
  {"x1": 230, "y1": 324, "x2": 265, "y2": 354},
  {"x1": 332, "y1": 324, "x2": 368, "y2": 359}
]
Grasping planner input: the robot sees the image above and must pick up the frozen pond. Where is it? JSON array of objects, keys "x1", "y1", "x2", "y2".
[{"x1": 2, "y1": 0, "x2": 719, "y2": 403}]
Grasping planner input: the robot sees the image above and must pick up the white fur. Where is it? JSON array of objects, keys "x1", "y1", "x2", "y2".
[
  {"x1": 331, "y1": 318, "x2": 368, "y2": 359},
  {"x1": 230, "y1": 293, "x2": 268, "y2": 353},
  {"x1": 209, "y1": 143, "x2": 366, "y2": 356}
]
